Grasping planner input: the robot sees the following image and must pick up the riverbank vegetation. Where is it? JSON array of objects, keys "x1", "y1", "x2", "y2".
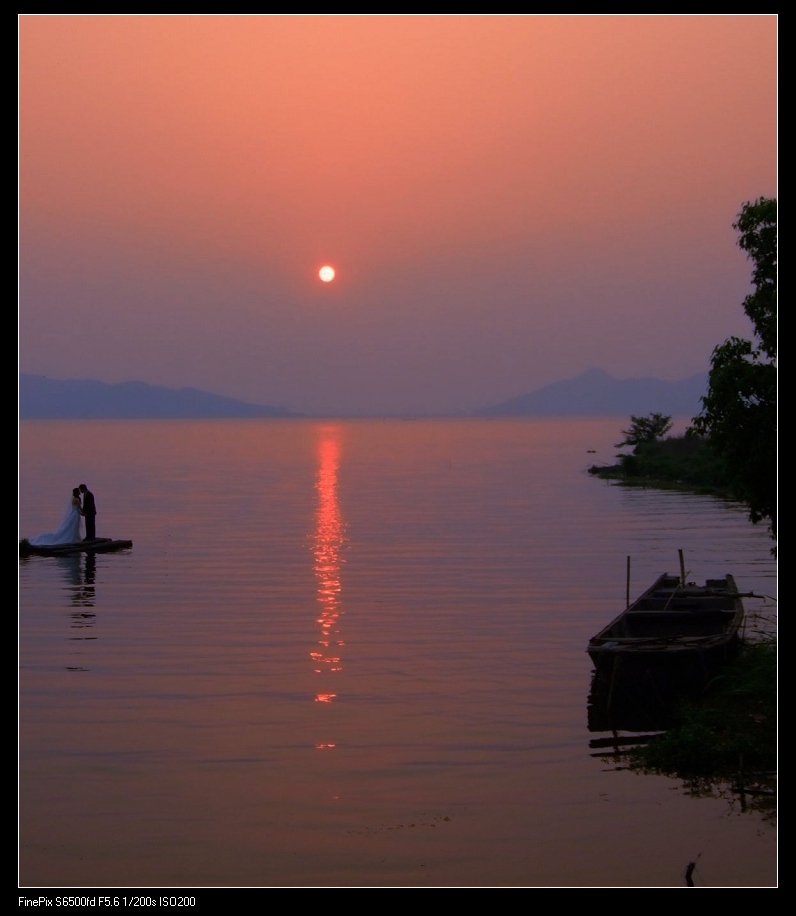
[
  {"x1": 591, "y1": 197, "x2": 776, "y2": 542},
  {"x1": 588, "y1": 423, "x2": 735, "y2": 499},
  {"x1": 623, "y1": 626, "x2": 776, "y2": 822},
  {"x1": 594, "y1": 199, "x2": 776, "y2": 817}
]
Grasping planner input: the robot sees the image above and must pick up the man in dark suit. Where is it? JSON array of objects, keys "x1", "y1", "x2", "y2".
[{"x1": 79, "y1": 484, "x2": 97, "y2": 541}]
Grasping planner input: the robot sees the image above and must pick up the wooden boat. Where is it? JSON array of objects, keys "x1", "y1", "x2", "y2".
[
  {"x1": 19, "y1": 537, "x2": 133, "y2": 558},
  {"x1": 588, "y1": 573, "x2": 744, "y2": 684}
]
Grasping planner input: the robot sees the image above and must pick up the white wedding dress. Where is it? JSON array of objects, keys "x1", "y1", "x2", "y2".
[{"x1": 29, "y1": 500, "x2": 83, "y2": 546}]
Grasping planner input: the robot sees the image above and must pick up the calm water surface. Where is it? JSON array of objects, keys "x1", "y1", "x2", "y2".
[{"x1": 19, "y1": 419, "x2": 777, "y2": 887}]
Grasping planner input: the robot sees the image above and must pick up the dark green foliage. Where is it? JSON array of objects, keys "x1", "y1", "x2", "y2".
[
  {"x1": 733, "y1": 197, "x2": 776, "y2": 360},
  {"x1": 693, "y1": 197, "x2": 777, "y2": 536},
  {"x1": 619, "y1": 432, "x2": 730, "y2": 489},
  {"x1": 693, "y1": 337, "x2": 776, "y2": 529},
  {"x1": 589, "y1": 428, "x2": 734, "y2": 497},
  {"x1": 624, "y1": 634, "x2": 776, "y2": 821},
  {"x1": 616, "y1": 412, "x2": 672, "y2": 448},
  {"x1": 596, "y1": 200, "x2": 778, "y2": 533}
]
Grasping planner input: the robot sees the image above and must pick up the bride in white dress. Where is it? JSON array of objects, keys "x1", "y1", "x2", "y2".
[{"x1": 29, "y1": 488, "x2": 84, "y2": 546}]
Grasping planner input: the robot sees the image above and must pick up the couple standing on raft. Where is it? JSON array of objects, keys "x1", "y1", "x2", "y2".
[{"x1": 29, "y1": 484, "x2": 97, "y2": 547}]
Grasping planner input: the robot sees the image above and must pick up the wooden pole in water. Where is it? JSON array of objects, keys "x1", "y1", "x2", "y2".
[
  {"x1": 626, "y1": 556, "x2": 631, "y2": 608},
  {"x1": 679, "y1": 549, "x2": 686, "y2": 586}
]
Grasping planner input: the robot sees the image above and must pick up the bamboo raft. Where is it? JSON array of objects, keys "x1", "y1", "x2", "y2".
[{"x1": 20, "y1": 537, "x2": 133, "y2": 558}]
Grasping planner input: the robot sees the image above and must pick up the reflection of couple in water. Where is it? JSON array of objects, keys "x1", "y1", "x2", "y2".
[{"x1": 29, "y1": 484, "x2": 97, "y2": 546}]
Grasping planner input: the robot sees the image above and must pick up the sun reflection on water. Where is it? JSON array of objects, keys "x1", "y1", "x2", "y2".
[{"x1": 311, "y1": 427, "x2": 347, "y2": 715}]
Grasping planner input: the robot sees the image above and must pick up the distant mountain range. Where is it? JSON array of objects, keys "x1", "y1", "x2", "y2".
[
  {"x1": 18, "y1": 374, "x2": 299, "y2": 419},
  {"x1": 19, "y1": 368, "x2": 708, "y2": 419},
  {"x1": 475, "y1": 368, "x2": 707, "y2": 417}
]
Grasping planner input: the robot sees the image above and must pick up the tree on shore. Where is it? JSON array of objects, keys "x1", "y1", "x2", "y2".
[
  {"x1": 616, "y1": 413, "x2": 672, "y2": 449},
  {"x1": 693, "y1": 197, "x2": 777, "y2": 536}
]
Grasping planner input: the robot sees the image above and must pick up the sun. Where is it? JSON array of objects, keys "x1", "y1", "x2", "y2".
[{"x1": 319, "y1": 265, "x2": 335, "y2": 283}]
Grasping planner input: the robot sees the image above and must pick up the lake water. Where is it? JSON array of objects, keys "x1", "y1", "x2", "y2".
[{"x1": 18, "y1": 418, "x2": 777, "y2": 888}]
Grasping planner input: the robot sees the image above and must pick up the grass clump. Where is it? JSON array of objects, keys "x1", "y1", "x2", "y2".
[{"x1": 625, "y1": 631, "x2": 776, "y2": 820}]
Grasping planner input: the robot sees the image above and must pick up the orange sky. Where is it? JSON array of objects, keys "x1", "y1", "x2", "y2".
[{"x1": 19, "y1": 15, "x2": 777, "y2": 415}]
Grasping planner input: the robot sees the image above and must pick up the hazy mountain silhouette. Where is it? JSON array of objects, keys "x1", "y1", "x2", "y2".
[
  {"x1": 476, "y1": 368, "x2": 708, "y2": 417},
  {"x1": 19, "y1": 369, "x2": 709, "y2": 419},
  {"x1": 19, "y1": 374, "x2": 300, "y2": 419}
]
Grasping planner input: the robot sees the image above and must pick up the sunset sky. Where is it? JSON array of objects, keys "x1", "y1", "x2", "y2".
[{"x1": 19, "y1": 15, "x2": 777, "y2": 416}]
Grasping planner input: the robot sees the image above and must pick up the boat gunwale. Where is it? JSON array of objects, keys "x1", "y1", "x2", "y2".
[{"x1": 587, "y1": 572, "x2": 744, "y2": 659}]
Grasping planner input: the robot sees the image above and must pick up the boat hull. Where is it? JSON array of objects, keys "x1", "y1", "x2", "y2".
[{"x1": 587, "y1": 573, "x2": 744, "y2": 693}]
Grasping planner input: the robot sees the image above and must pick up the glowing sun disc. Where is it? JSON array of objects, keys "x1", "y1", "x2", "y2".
[{"x1": 319, "y1": 265, "x2": 335, "y2": 282}]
